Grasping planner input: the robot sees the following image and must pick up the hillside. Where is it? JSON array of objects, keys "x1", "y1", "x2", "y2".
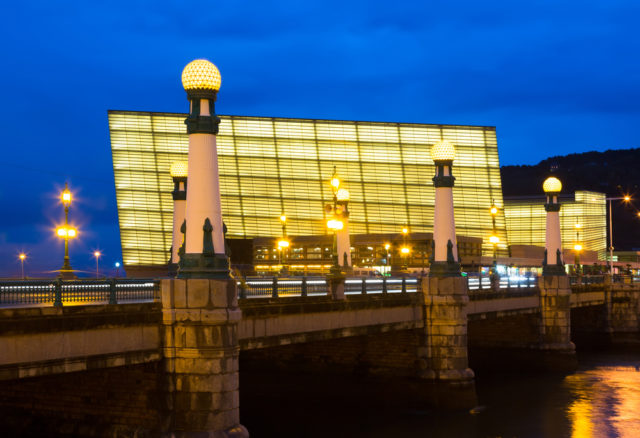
[{"x1": 501, "y1": 148, "x2": 640, "y2": 251}]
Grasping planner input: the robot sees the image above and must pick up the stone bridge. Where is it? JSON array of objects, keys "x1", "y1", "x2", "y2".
[{"x1": 0, "y1": 275, "x2": 638, "y2": 436}]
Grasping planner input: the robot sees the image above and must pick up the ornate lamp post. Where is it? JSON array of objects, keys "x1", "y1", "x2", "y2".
[
  {"x1": 57, "y1": 183, "x2": 77, "y2": 279},
  {"x1": 169, "y1": 161, "x2": 188, "y2": 275},
  {"x1": 19, "y1": 253, "x2": 26, "y2": 280},
  {"x1": 327, "y1": 217, "x2": 344, "y2": 275},
  {"x1": 542, "y1": 176, "x2": 565, "y2": 276},
  {"x1": 429, "y1": 140, "x2": 461, "y2": 277},
  {"x1": 385, "y1": 243, "x2": 391, "y2": 272},
  {"x1": 573, "y1": 222, "x2": 582, "y2": 275},
  {"x1": 177, "y1": 59, "x2": 229, "y2": 278}
]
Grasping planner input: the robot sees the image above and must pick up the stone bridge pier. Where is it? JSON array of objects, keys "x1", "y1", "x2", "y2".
[{"x1": 538, "y1": 275, "x2": 577, "y2": 371}]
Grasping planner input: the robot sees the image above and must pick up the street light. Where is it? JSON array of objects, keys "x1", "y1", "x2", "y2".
[
  {"x1": 93, "y1": 251, "x2": 102, "y2": 279},
  {"x1": 384, "y1": 243, "x2": 391, "y2": 271},
  {"x1": 327, "y1": 218, "x2": 344, "y2": 274},
  {"x1": 115, "y1": 261, "x2": 121, "y2": 277},
  {"x1": 57, "y1": 182, "x2": 77, "y2": 278},
  {"x1": 574, "y1": 222, "x2": 582, "y2": 275},
  {"x1": 401, "y1": 246, "x2": 410, "y2": 271},
  {"x1": 19, "y1": 253, "x2": 26, "y2": 280},
  {"x1": 606, "y1": 195, "x2": 632, "y2": 274}
]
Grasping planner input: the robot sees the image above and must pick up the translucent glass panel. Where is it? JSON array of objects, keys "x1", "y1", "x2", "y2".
[
  {"x1": 504, "y1": 191, "x2": 607, "y2": 258},
  {"x1": 109, "y1": 111, "x2": 507, "y2": 266}
]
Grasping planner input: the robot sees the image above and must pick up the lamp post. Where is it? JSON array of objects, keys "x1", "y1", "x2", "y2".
[
  {"x1": 278, "y1": 215, "x2": 289, "y2": 274},
  {"x1": 542, "y1": 176, "x2": 565, "y2": 276},
  {"x1": 94, "y1": 251, "x2": 101, "y2": 279},
  {"x1": 327, "y1": 218, "x2": 344, "y2": 275},
  {"x1": 115, "y1": 262, "x2": 121, "y2": 278},
  {"x1": 169, "y1": 161, "x2": 188, "y2": 275},
  {"x1": 327, "y1": 167, "x2": 352, "y2": 269},
  {"x1": 490, "y1": 201, "x2": 499, "y2": 266},
  {"x1": 606, "y1": 195, "x2": 631, "y2": 275},
  {"x1": 177, "y1": 59, "x2": 229, "y2": 279},
  {"x1": 430, "y1": 140, "x2": 461, "y2": 277},
  {"x1": 385, "y1": 243, "x2": 391, "y2": 273},
  {"x1": 19, "y1": 253, "x2": 26, "y2": 280},
  {"x1": 401, "y1": 227, "x2": 409, "y2": 271},
  {"x1": 574, "y1": 222, "x2": 582, "y2": 275},
  {"x1": 489, "y1": 235, "x2": 500, "y2": 266},
  {"x1": 57, "y1": 183, "x2": 77, "y2": 279}
]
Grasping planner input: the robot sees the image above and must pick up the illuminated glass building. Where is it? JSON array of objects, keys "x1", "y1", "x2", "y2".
[
  {"x1": 109, "y1": 111, "x2": 508, "y2": 272},
  {"x1": 504, "y1": 191, "x2": 607, "y2": 258}
]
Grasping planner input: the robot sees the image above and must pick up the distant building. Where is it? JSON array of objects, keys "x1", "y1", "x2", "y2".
[
  {"x1": 504, "y1": 191, "x2": 607, "y2": 259},
  {"x1": 109, "y1": 111, "x2": 506, "y2": 274}
]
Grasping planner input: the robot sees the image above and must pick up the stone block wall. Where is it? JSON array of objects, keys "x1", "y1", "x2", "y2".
[
  {"x1": 538, "y1": 275, "x2": 574, "y2": 350},
  {"x1": 608, "y1": 284, "x2": 640, "y2": 334},
  {"x1": 0, "y1": 362, "x2": 163, "y2": 437}
]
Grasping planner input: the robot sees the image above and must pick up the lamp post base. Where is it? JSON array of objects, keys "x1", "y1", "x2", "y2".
[
  {"x1": 429, "y1": 261, "x2": 461, "y2": 277},
  {"x1": 177, "y1": 253, "x2": 230, "y2": 279}
]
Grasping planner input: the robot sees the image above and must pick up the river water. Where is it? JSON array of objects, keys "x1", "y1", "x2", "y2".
[{"x1": 240, "y1": 350, "x2": 640, "y2": 437}]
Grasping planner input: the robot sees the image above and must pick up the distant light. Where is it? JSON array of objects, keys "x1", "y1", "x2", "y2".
[
  {"x1": 574, "y1": 223, "x2": 582, "y2": 229},
  {"x1": 19, "y1": 253, "x2": 26, "y2": 261},
  {"x1": 402, "y1": 227, "x2": 408, "y2": 234},
  {"x1": 94, "y1": 251, "x2": 102, "y2": 258},
  {"x1": 384, "y1": 244, "x2": 390, "y2": 250},
  {"x1": 327, "y1": 219, "x2": 344, "y2": 230},
  {"x1": 115, "y1": 262, "x2": 121, "y2": 268},
  {"x1": 170, "y1": 161, "x2": 188, "y2": 178},
  {"x1": 61, "y1": 184, "x2": 72, "y2": 206},
  {"x1": 277, "y1": 239, "x2": 290, "y2": 248},
  {"x1": 57, "y1": 227, "x2": 67, "y2": 237},
  {"x1": 430, "y1": 140, "x2": 456, "y2": 162},
  {"x1": 280, "y1": 214, "x2": 287, "y2": 222},
  {"x1": 401, "y1": 247, "x2": 410, "y2": 254},
  {"x1": 330, "y1": 177, "x2": 340, "y2": 189},
  {"x1": 543, "y1": 177, "x2": 562, "y2": 193},
  {"x1": 624, "y1": 195, "x2": 631, "y2": 202},
  {"x1": 574, "y1": 244, "x2": 583, "y2": 251},
  {"x1": 489, "y1": 235, "x2": 500, "y2": 244},
  {"x1": 181, "y1": 59, "x2": 221, "y2": 91},
  {"x1": 67, "y1": 228, "x2": 77, "y2": 238},
  {"x1": 490, "y1": 206, "x2": 498, "y2": 215},
  {"x1": 336, "y1": 188, "x2": 350, "y2": 201}
]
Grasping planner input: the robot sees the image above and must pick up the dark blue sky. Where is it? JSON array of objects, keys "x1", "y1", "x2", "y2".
[{"x1": 1, "y1": 1, "x2": 638, "y2": 277}]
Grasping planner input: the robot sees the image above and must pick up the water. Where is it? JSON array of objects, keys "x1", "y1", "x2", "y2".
[{"x1": 240, "y1": 351, "x2": 640, "y2": 437}]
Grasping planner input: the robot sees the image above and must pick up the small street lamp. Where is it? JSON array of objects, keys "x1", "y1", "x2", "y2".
[
  {"x1": 19, "y1": 253, "x2": 26, "y2": 280},
  {"x1": 384, "y1": 243, "x2": 391, "y2": 272},
  {"x1": 606, "y1": 195, "x2": 632, "y2": 274},
  {"x1": 327, "y1": 218, "x2": 344, "y2": 275},
  {"x1": 94, "y1": 251, "x2": 102, "y2": 279},
  {"x1": 114, "y1": 261, "x2": 121, "y2": 277},
  {"x1": 401, "y1": 246, "x2": 410, "y2": 271},
  {"x1": 277, "y1": 238, "x2": 290, "y2": 275}
]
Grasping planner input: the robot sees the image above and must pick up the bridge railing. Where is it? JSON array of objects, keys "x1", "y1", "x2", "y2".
[
  {"x1": 238, "y1": 276, "x2": 420, "y2": 299},
  {"x1": 466, "y1": 274, "x2": 538, "y2": 299},
  {"x1": 0, "y1": 279, "x2": 158, "y2": 307}
]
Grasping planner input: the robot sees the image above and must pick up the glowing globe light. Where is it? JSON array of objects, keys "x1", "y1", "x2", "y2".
[
  {"x1": 489, "y1": 235, "x2": 500, "y2": 244},
  {"x1": 181, "y1": 59, "x2": 222, "y2": 92},
  {"x1": 336, "y1": 188, "x2": 350, "y2": 201},
  {"x1": 490, "y1": 206, "x2": 498, "y2": 215},
  {"x1": 277, "y1": 239, "x2": 290, "y2": 249},
  {"x1": 401, "y1": 247, "x2": 410, "y2": 254},
  {"x1": 280, "y1": 215, "x2": 287, "y2": 222},
  {"x1": 574, "y1": 244, "x2": 583, "y2": 251},
  {"x1": 327, "y1": 219, "x2": 344, "y2": 230},
  {"x1": 19, "y1": 253, "x2": 26, "y2": 261},
  {"x1": 431, "y1": 140, "x2": 456, "y2": 162},
  {"x1": 331, "y1": 177, "x2": 340, "y2": 189},
  {"x1": 170, "y1": 161, "x2": 188, "y2": 178},
  {"x1": 543, "y1": 177, "x2": 562, "y2": 193}
]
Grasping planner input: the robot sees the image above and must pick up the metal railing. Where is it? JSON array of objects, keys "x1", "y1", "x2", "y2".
[
  {"x1": 0, "y1": 279, "x2": 158, "y2": 308},
  {"x1": 569, "y1": 275, "x2": 605, "y2": 286},
  {"x1": 467, "y1": 274, "x2": 538, "y2": 300},
  {"x1": 238, "y1": 276, "x2": 420, "y2": 298}
]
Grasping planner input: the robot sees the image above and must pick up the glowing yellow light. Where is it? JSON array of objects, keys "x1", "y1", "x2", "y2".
[
  {"x1": 170, "y1": 161, "x2": 188, "y2": 178},
  {"x1": 330, "y1": 177, "x2": 340, "y2": 189},
  {"x1": 624, "y1": 195, "x2": 631, "y2": 202},
  {"x1": 574, "y1": 244, "x2": 583, "y2": 251},
  {"x1": 543, "y1": 177, "x2": 562, "y2": 193},
  {"x1": 61, "y1": 188, "x2": 72, "y2": 205},
  {"x1": 401, "y1": 247, "x2": 410, "y2": 254},
  {"x1": 327, "y1": 219, "x2": 344, "y2": 230},
  {"x1": 94, "y1": 251, "x2": 102, "y2": 258},
  {"x1": 277, "y1": 239, "x2": 290, "y2": 248},
  {"x1": 430, "y1": 140, "x2": 456, "y2": 161},
  {"x1": 280, "y1": 215, "x2": 286, "y2": 222},
  {"x1": 402, "y1": 227, "x2": 408, "y2": 234},
  {"x1": 181, "y1": 59, "x2": 222, "y2": 92},
  {"x1": 19, "y1": 253, "x2": 26, "y2": 261},
  {"x1": 336, "y1": 188, "x2": 350, "y2": 201},
  {"x1": 57, "y1": 227, "x2": 67, "y2": 237},
  {"x1": 490, "y1": 206, "x2": 498, "y2": 215},
  {"x1": 489, "y1": 235, "x2": 500, "y2": 244},
  {"x1": 384, "y1": 244, "x2": 390, "y2": 250},
  {"x1": 574, "y1": 223, "x2": 582, "y2": 229},
  {"x1": 67, "y1": 228, "x2": 77, "y2": 238}
]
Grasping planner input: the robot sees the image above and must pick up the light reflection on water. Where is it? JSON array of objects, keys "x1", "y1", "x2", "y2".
[
  {"x1": 242, "y1": 352, "x2": 640, "y2": 437},
  {"x1": 566, "y1": 364, "x2": 640, "y2": 438}
]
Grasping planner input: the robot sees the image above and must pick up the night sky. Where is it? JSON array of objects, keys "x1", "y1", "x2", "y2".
[{"x1": 1, "y1": 1, "x2": 638, "y2": 277}]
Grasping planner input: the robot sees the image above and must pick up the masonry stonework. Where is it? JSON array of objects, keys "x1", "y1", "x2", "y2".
[{"x1": 161, "y1": 278, "x2": 248, "y2": 438}]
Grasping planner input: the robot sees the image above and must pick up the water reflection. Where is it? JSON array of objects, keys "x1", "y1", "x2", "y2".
[{"x1": 566, "y1": 364, "x2": 640, "y2": 438}]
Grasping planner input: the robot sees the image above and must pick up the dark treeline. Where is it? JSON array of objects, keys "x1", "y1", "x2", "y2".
[{"x1": 501, "y1": 148, "x2": 640, "y2": 251}]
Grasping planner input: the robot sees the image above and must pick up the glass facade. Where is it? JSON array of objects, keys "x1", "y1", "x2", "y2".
[
  {"x1": 109, "y1": 111, "x2": 506, "y2": 268},
  {"x1": 504, "y1": 191, "x2": 607, "y2": 258}
]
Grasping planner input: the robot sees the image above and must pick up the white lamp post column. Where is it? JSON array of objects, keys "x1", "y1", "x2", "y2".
[
  {"x1": 169, "y1": 161, "x2": 188, "y2": 275},
  {"x1": 429, "y1": 140, "x2": 461, "y2": 277},
  {"x1": 542, "y1": 177, "x2": 565, "y2": 276},
  {"x1": 177, "y1": 59, "x2": 229, "y2": 278}
]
